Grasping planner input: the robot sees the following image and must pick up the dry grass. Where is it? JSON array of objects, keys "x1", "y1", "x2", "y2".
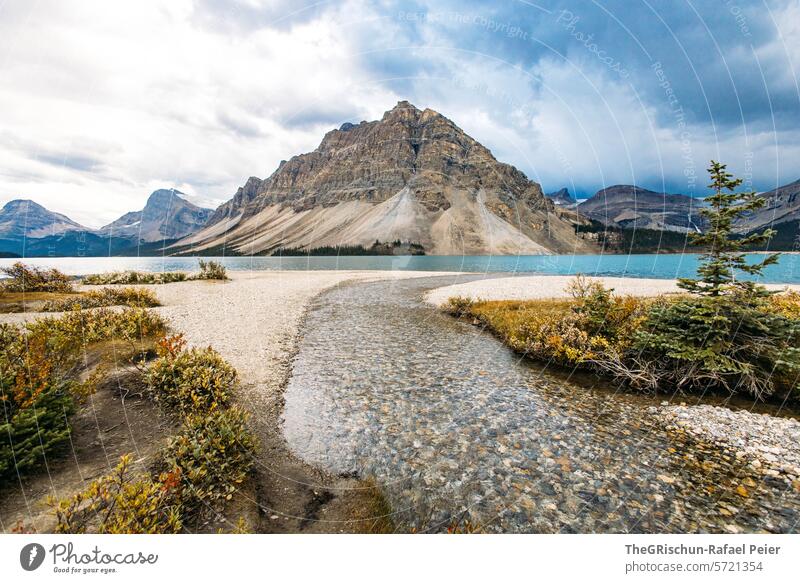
[
  {"x1": 448, "y1": 287, "x2": 800, "y2": 400},
  {"x1": 770, "y1": 289, "x2": 800, "y2": 319},
  {"x1": 40, "y1": 287, "x2": 160, "y2": 312},
  {"x1": 450, "y1": 297, "x2": 609, "y2": 366},
  {"x1": 0, "y1": 291, "x2": 82, "y2": 313}
]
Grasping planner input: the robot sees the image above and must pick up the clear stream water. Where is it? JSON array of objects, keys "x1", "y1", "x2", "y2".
[
  {"x1": 283, "y1": 276, "x2": 800, "y2": 533},
  {"x1": 2, "y1": 253, "x2": 800, "y2": 283}
]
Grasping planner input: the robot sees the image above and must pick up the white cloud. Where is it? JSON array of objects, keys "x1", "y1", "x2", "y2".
[{"x1": 0, "y1": 0, "x2": 397, "y2": 227}]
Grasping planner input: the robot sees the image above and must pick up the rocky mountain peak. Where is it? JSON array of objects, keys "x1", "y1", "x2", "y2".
[
  {"x1": 383, "y1": 100, "x2": 420, "y2": 118},
  {"x1": 546, "y1": 188, "x2": 576, "y2": 206},
  {"x1": 0, "y1": 198, "x2": 87, "y2": 239},
  {"x1": 100, "y1": 189, "x2": 212, "y2": 242},
  {"x1": 146, "y1": 188, "x2": 182, "y2": 204},
  {"x1": 178, "y1": 101, "x2": 587, "y2": 255},
  {"x1": 4, "y1": 198, "x2": 40, "y2": 211}
]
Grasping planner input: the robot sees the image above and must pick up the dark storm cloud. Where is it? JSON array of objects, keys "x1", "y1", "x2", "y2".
[{"x1": 380, "y1": 0, "x2": 800, "y2": 131}]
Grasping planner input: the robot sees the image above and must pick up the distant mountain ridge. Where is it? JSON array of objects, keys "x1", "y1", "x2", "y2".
[
  {"x1": 546, "y1": 188, "x2": 577, "y2": 206},
  {"x1": 177, "y1": 101, "x2": 591, "y2": 256},
  {"x1": 2, "y1": 143, "x2": 799, "y2": 256},
  {"x1": 0, "y1": 199, "x2": 87, "y2": 240},
  {"x1": 0, "y1": 190, "x2": 212, "y2": 257},
  {"x1": 100, "y1": 189, "x2": 212, "y2": 242},
  {"x1": 578, "y1": 185, "x2": 706, "y2": 233},
  {"x1": 737, "y1": 179, "x2": 800, "y2": 232}
]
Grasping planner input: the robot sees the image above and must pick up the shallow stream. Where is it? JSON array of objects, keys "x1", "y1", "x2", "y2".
[{"x1": 283, "y1": 277, "x2": 800, "y2": 532}]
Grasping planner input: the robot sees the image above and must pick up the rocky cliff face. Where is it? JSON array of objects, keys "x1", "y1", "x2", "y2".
[
  {"x1": 179, "y1": 101, "x2": 591, "y2": 255},
  {"x1": 101, "y1": 189, "x2": 212, "y2": 242},
  {"x1": 546, "y1": 188, "x2": 577, "y2": 206},
  {"x1": 0, "y1": 199, "x2": 87, "y2": 240},
  {"x1": 736, "y1": 178, "x2": 800, "y2": 232},
  {"x1": 578, "y1": 185, "x2": 706, "y2": 233}
]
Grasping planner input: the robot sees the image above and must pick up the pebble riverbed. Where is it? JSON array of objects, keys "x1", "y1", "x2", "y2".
[{"x1": 283, "y1": 277, "x2": 800, "y2": 533}]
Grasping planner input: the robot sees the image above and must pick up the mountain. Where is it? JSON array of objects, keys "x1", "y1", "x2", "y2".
[
  {"x1": 100, "y1": 189, "x2": 212, "y2": 243},
  {"x1": 577, "y1": 185, "x2": 705, "y2": 233},
  {"x1": 0, "y1": 191, "x2": 212, "y2": 257},
  {"x1": 735, "y1": 178, "x2": 800, "y2": 232},
  {"x1": 176, "y1": 101, "x2": 591, "y2": 255},
  {"x1": 0, "y1": 199, "x2": 87, "y2": 240},
  {"x1": 546, "y1": 188, "x2": 576, "y2": 206}
]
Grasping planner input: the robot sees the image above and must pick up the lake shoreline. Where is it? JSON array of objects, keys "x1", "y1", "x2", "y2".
[
  {"x1": 424, "y1": 274, "x2": 800, "y2": 307},
  {"x1": 4, "y1": 254, "x2": 800, "y2": 284}
]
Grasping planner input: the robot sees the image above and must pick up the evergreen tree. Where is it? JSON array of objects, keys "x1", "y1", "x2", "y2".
[{"x1": 678, "y1": 161, "x2": 779, "y2": 299}]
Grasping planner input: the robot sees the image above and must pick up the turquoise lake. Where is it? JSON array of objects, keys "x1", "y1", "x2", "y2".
[{"x1": 1, "y1": 253, "x2": 800, "y2": 283}]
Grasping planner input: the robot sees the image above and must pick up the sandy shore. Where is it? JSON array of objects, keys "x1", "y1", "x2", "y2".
[{"x1": 425, "y1": 274, "x2": 800, "y2": 306}]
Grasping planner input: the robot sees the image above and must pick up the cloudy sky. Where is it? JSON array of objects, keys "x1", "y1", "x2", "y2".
[{"x1": 1, "y1": 0, "x2": 798, "y2": 227}]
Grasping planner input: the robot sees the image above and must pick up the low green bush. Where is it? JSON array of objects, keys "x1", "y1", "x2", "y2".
[
  {"x1": 26, "y1": 307, "x2": 167, "y2": 345},
  {"x1": 40, "y1": 287, "x2": 161, "y2": 312},
  {"x1": 631, "y1": 295, "x2": 800, "y2": 398},
  {"x1": 52, "y1": 406, "x2": 256, "y2": 532},
  {"x1": 82, "y1": 271, "x2": 188, "y2": 285},
  {"x1": 1, "y1": 262, "x2": 73, "y2": 293},
  {"x1": 0, "y1": 381, "x2": 74, "y2": 480},
  {"x1": 195, "y1": 260, "x2": 228, "y2": 281},
  {"x1": 160, "y1": 407, "x2": 256, "y2": 515},
  {"x1": 444, "y1": 296, "x2": 475, "y2": 317},
  {"x1": 40, "y1": 307, "x2": 256, "y2": 531},
  {"x1": 0, "y1": 307, "x2": 167, "y2": 485},
  {"x1": 146, "y1": 335, "x2": 237, "y2": 414},
  {"x1": 82, "y1": 260, "x2": 228, "y2": 286},
  {"x1": 0, "y1": 324, "x2": 75, "y2": 482},
  {"x1": 50, "y1": 455, "x2": 182, "y2": 534}
]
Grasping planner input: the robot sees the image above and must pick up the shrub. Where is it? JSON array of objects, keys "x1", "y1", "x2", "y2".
[
  {"x1": 82, "y1": 271, "x2": 188, "y2": 285},
  {"x1": 444, "y1": 296, "x2": 475, "y2": 317},
  {"x1": 0, "y1": 382, "x2": 74, "y2": 480},
  {"x1": 50, "y1": 455, "x2": 182, "y2": 534},
  {"x1": 82, "y1": 262, "x2": 228, "y2": 285},
  {"x1": 455, "y1": 286, "x2": 651, "y2": 368},
  {"x1": 196, "y1": 260, "x2": 228, "y2": 281},
  {"x1": 769, "y1": 290, "x2": 800, "y2": 320},
  {"x1": 629, "y1": 295, "x2": 800, "y2": 398},
  {"x1": 146, "y1": 337, "x2": 237, "y2": 415},
  {"x1": 26, "y1": 307, "x2": 167, "y2": 346},
  {"x1": 463, "y1": 299, "x2": 597, "y2": 365},
  {"x1": 0, "y1": 307, "x2": 166, "y2": 485},
  {"x1": 0, "y1": 324, "x2": 75, "y2": 481},
  {"x1": 1, "y1": 262, "x2": 73, "y2": 293},
  {"x1": 160, "y1": 407, "x2": 256, "y2": 515},
  {"x1": 49, "y1": 338, "x2": 258, "y2": 532},
  {"x1": 40, "y1": 287, "x2": 161, "y2": 312}
]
